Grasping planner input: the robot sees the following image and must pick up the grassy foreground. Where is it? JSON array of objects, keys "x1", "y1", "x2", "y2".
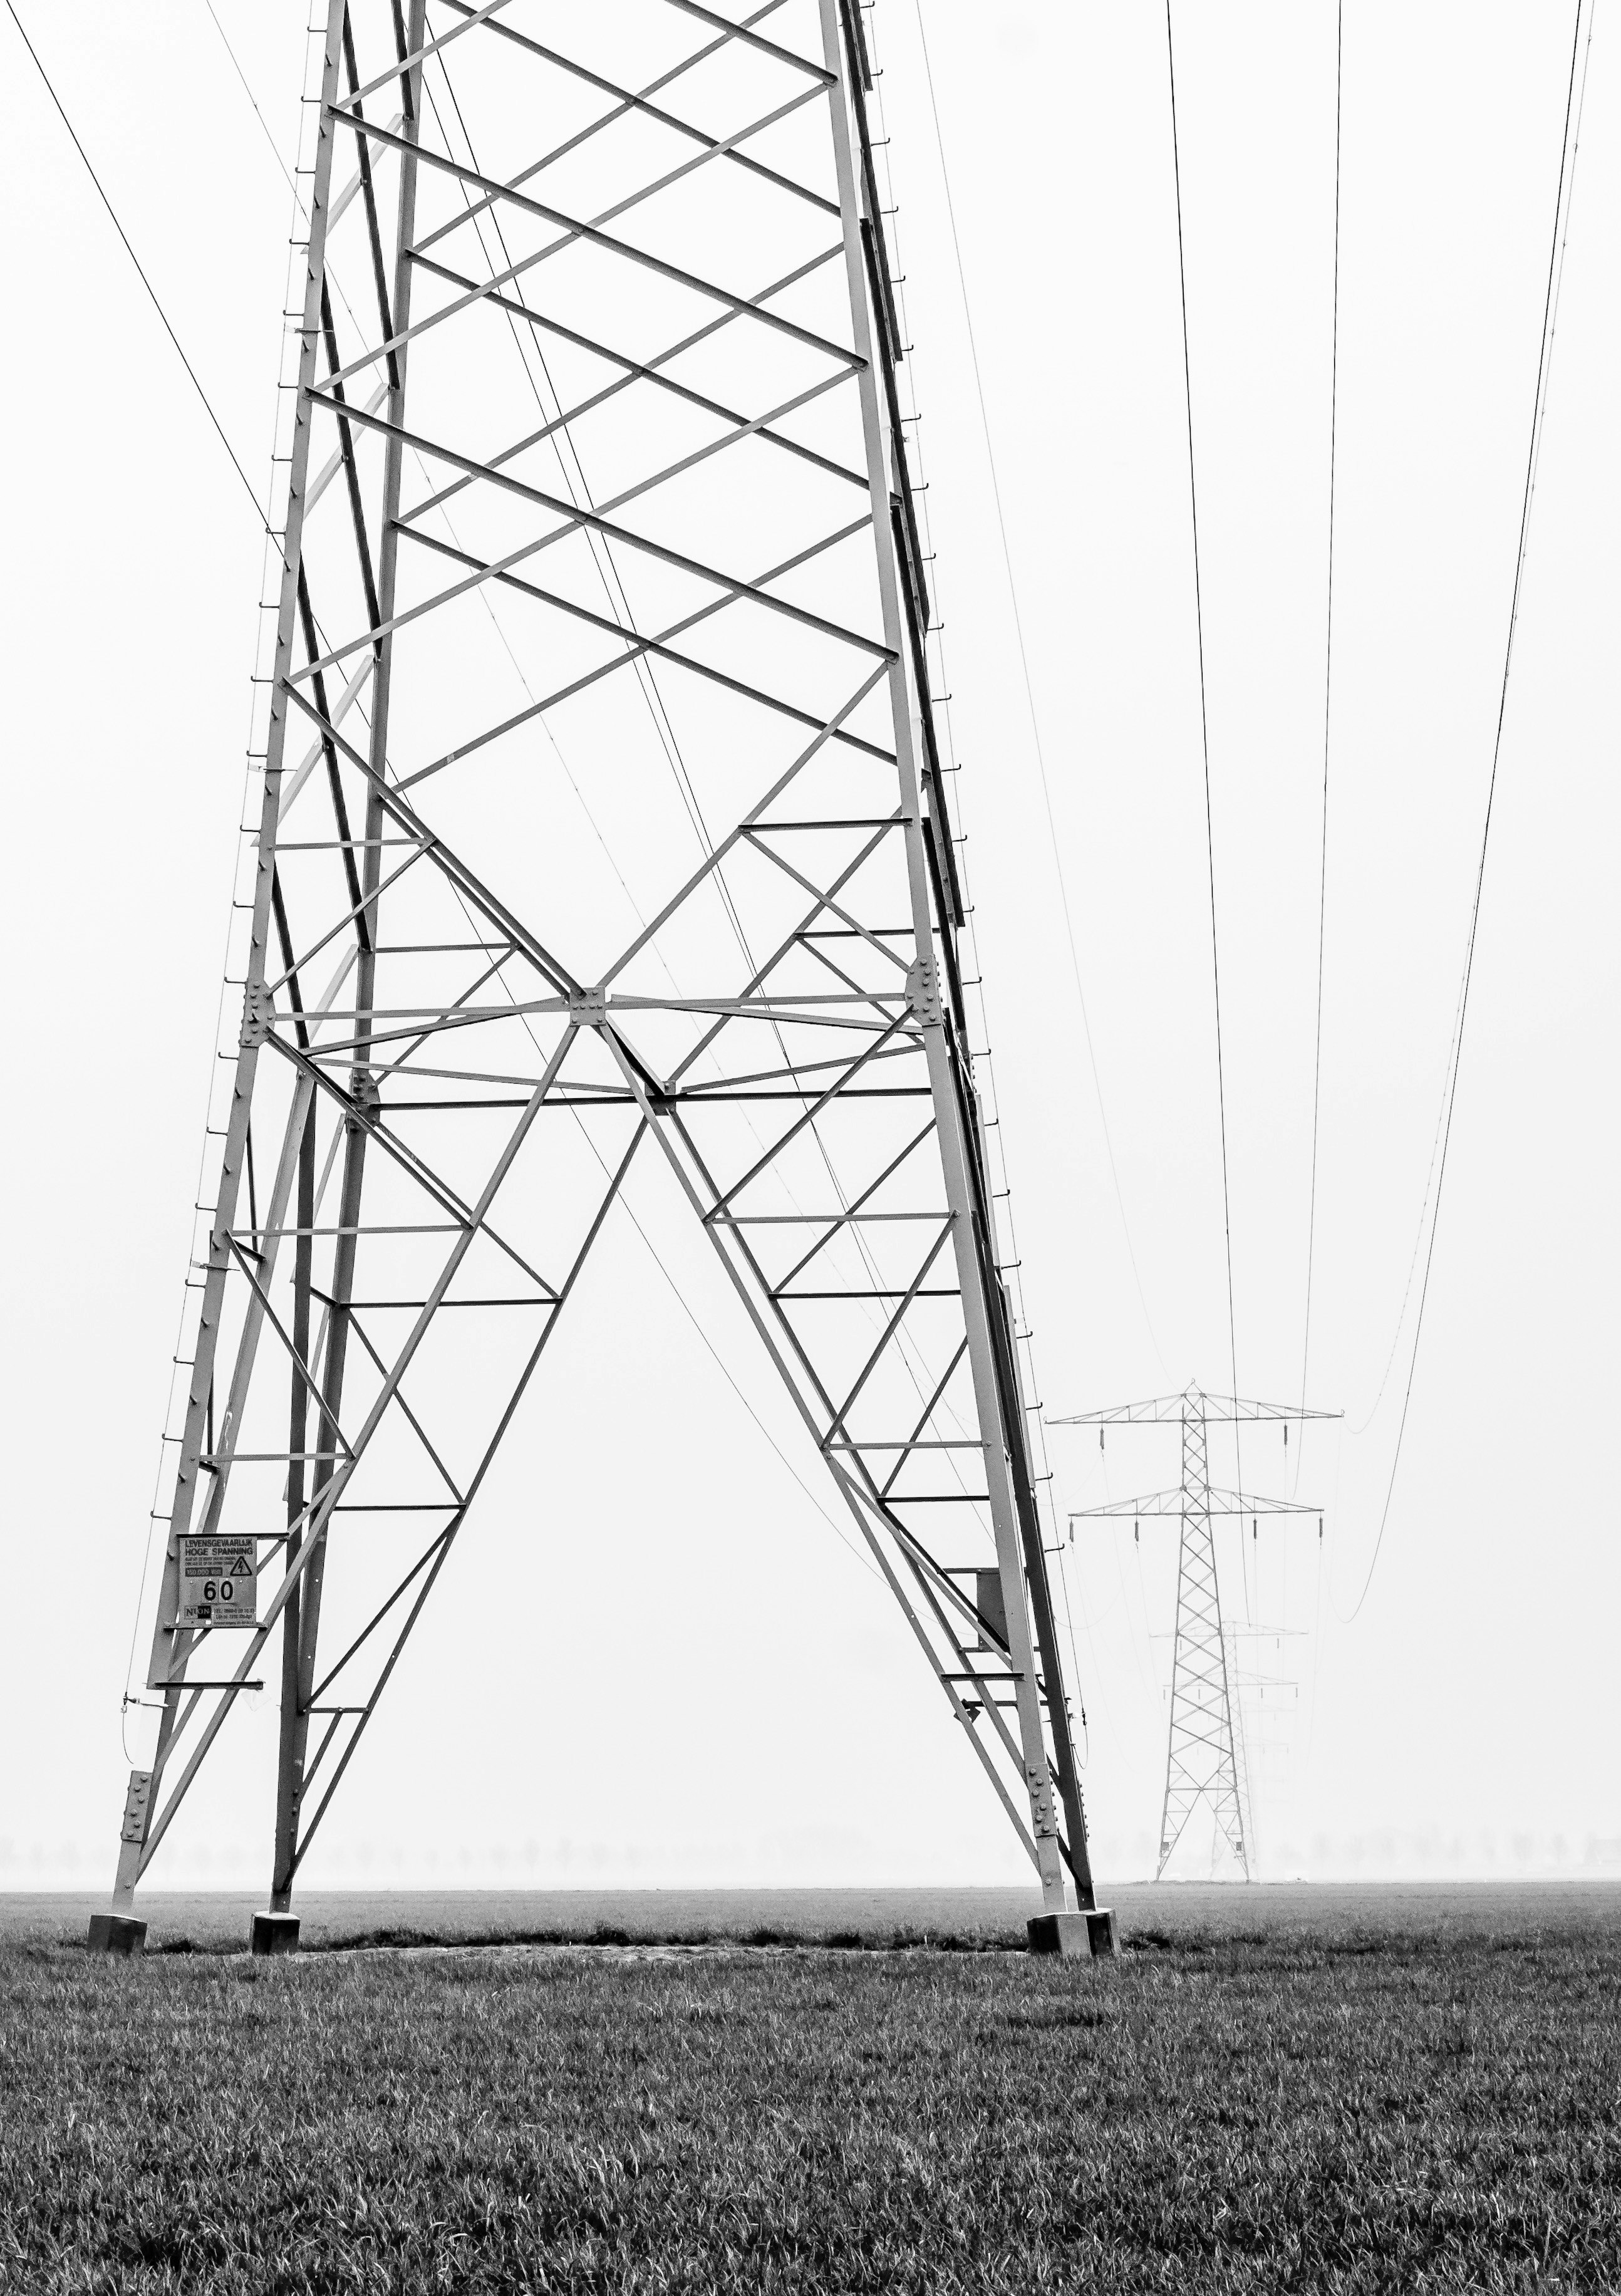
[{"x1": 1, "y1": 1918, "x2": 1616, "y2": 2292}]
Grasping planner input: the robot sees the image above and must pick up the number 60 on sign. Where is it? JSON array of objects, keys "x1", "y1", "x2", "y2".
[{"x1": 178, "y1": 1537, "x2": 258, "y2": 1628}]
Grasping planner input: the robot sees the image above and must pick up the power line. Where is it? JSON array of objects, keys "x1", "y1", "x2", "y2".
[
  {"x1": 200, "y1": 0, "x2": 288, "y2": 183},
  {"x1": 1295, "y1": 1, "x2": 1343, "y2": 1482},
  {"x1": 1347, "y1": 960, "x2": 1467, "y2": 1438},
  {"x1": 5, "y1": 0, "x2": 282, "y2": 1740},
  {"x1": 576, "y1": 1140, "x2": 885, "y2": 1589},
  {"x1": 4, "y1": 0, "x2": 265, "y2": 526},
  {"x1": 911, "y1": 3, "x2": 1168, "y2": 1382},
  {"x1": 1164, "y1": 3, "x2": 1245, "y2": 1599},
  {"x1": 1344, "y1": 0, "x2": 1591, "y2": 1623}
]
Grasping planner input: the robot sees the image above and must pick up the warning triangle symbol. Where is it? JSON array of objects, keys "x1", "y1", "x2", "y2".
[{"x1": 230, "y1": 1554, "x2": 251, "y2": 1577}]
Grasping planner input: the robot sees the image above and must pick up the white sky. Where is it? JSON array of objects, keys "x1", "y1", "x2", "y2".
[{"x1": 1, "y1": 1, "x2": 1615, "y2": 1893}]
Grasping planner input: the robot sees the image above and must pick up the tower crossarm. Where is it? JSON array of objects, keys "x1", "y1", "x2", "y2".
[
  {"x1": 1050, "y1": 1394, "x2": 1195, "y2": 1427},
  {"x1": 1065, "y1": 1488, "x2": 1187, "y2": 1520},
  {"x1": 1186, "y1": 1395, "x2": 1341, "y2": 1424},
  {"x1": 1053, "y1": 1391, "x2": 1340, "y2": 1426},
  {"x1": 1069, "y1": 1487, "x2": 1322, "y2": 1521}
]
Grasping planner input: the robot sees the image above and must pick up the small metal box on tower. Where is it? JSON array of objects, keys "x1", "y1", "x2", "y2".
[{"x1": 975, "y1": 1568, "x2": 1009, "y2": 1652}]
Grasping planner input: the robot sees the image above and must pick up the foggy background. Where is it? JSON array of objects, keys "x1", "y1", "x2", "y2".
[{"x1": 1, "y1": 1, "x2": 1615, "y2": 1892}]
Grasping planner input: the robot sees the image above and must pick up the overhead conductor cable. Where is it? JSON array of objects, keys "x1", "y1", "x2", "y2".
[
  {"x1": 1344, "y1": 0, "x2": 1591, "y2": 1621},
  {"x1": 1166, "y1": 3, "x2": 1249, "y2": 1615}
]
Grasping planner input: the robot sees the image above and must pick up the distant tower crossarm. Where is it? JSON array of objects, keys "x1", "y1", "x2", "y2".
[{"x1": 1055, "y1": 1384, "x2": 1339, "y2": 1880}]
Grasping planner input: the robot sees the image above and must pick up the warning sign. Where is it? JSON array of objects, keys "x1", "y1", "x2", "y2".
[{"x1": 179, "y1": 1537, "x2": 258, "y2": 1629}]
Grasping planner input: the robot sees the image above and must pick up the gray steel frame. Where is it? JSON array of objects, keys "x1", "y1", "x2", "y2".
[{"x1": 101, "y1": 0, "x2": 1094, "y2": 1925}]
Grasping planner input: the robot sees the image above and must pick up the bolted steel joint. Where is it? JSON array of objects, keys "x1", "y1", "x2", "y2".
[
  {"x1": 567, "y1": 987, "x2": 609, "y2": 1029},
  {"x1": 1027, "y1": 1765, "x2": 1060, "y2": 1837},
  {"x1": 241, "y1": 979, "x2": 277, "y2": 1046},
  {"x1": 906, "y1": 953, "x2": 944, "y2": 1028}
]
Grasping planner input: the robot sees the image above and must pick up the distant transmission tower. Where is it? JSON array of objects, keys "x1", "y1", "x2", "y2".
[
  {"x1": 91, "y1": 0, "x2": 1114, "y2": 1959},
  {"x1": 1057, "y1": 1385, "x2": 1335, "y2": 1879}
]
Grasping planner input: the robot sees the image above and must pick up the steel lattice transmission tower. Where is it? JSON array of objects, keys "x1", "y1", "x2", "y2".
[
  {"x1": 91, "y1": 0, "x2": 1113, "y2": 1956},
  {"x1": 1057, "y1": 1385, "x2": 1335, "y2": 1880}
]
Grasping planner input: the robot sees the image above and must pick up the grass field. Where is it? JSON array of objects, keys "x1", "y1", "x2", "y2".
[{"x1": 2, "y1": 1887, "x2": 1617, "y2": 2292}]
